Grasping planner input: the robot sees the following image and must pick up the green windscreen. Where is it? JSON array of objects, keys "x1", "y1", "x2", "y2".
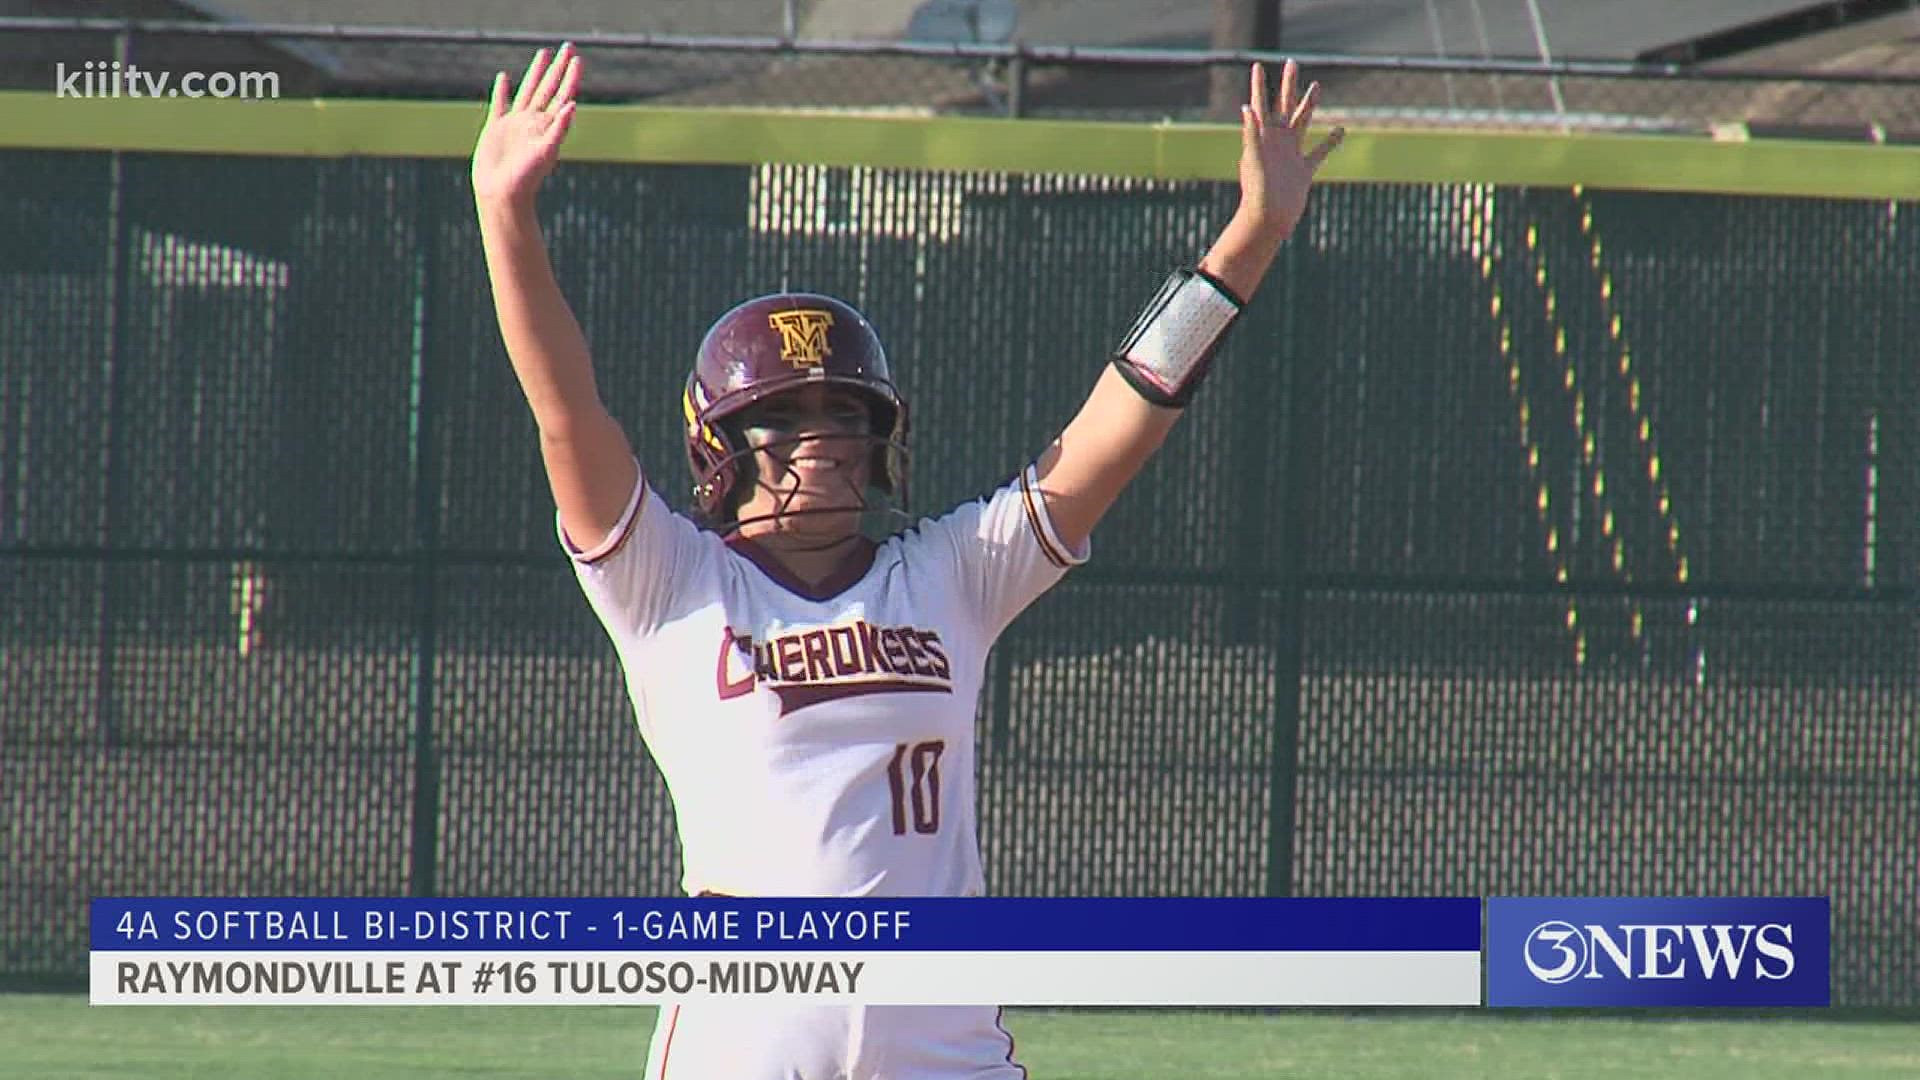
[{"x1": 2, "y1": 151, "x2": 1912, "y2": 1004}]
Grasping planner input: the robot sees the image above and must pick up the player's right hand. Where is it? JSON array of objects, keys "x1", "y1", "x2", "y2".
[{"x1": 472, "y1": 44, "x2": 583, "y2": 209}]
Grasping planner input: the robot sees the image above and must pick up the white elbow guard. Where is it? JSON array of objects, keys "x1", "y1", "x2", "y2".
[{"x1": 1110, "y1": 268, "x2": 1245, "y2": 408}]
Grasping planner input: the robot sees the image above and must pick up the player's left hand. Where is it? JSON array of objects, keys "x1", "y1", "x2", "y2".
[{"x1": 1236, "y1": 60, "x2": 1344, "y2": 240}]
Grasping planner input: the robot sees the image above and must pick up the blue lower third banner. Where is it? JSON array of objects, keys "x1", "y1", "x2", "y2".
[
  {"x1": 89, "y1": 897, "x2": 1482, "y2": 1007},
  {"x1": 1487, "y1": 897, "x2": 1830, "y2": 1007}
]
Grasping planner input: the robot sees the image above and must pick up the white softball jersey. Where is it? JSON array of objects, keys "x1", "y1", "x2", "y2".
[
  {"x1": 560, "y1": 461, "x2": 1088, "y2": 901},
  {"x1": 561, "y1": 462, "x2": 1084, "y2": 1079}
]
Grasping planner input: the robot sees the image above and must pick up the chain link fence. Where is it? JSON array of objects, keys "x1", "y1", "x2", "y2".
[{"x1": 2, "y1": 146, "x2": 1915, "y2": 1002}]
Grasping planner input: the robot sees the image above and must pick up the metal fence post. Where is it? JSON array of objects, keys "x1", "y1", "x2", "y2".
[
  {"x1": 406, "y1": 163, "x2": 443, "y2": 899},
  {"x1": 1262, "y1": 242, "x2": 1309, "y2": 899},
  {"x1": 92, "y1": 28, "x2": 136, "y2": 748}
]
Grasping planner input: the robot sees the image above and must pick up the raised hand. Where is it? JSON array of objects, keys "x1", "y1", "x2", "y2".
[
  {"x1": 1237, "y1": 60, "x2": 1344, "y2": 240},
  {"x1": 472, "y1": 44, "x2": 583, "y2": 209}
]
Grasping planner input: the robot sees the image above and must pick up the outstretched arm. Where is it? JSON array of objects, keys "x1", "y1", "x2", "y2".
[
  {"x1": 1032, "y1": 61, "x2": 1343, "y2": 552},
  {"x1": 473, "y1": 44, "x2": 638, "y2": 551}
]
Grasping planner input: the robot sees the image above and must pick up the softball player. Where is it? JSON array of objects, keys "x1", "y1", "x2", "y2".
[{"x1": 472, "y1": 42, "x2": 1341, "y2": 1080}]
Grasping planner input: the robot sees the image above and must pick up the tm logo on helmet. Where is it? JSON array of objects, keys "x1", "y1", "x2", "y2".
[{"x1": 769, "y1": 309, "x2": 835, "y2": 367}]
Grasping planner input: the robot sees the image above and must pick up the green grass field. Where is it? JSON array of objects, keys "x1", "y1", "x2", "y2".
[{"x1": 4, "y1": 995, "x2": 1916, "y2": 1079}]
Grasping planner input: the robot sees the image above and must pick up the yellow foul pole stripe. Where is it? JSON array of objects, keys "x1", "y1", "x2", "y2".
[{"x1": 0, "y1": 91, "x2": 1916, "y2": 201}]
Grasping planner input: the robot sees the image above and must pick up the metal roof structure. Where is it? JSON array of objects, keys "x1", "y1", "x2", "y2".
[
  {"x1": 2, "y1": 1, "x2": 1917, "y2": 130},
  {"x1": 93, "y1": 0, "x2": 1908, "y2": 59}
]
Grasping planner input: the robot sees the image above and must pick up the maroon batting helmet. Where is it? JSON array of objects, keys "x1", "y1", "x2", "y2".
[{"x1": 683, "y1": 292, "x2": 908, "y2": 523}]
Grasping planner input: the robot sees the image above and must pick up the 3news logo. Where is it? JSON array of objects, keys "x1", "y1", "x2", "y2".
[
  {"x1": 1487, "y1": 897, "x2": 1830, "y2": 1007},
  {"x1": 1523, "y1": 919, "x2": 1795, "y2": 984}
]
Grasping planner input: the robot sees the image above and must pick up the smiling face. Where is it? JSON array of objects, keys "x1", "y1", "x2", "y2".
[{"x1": 729, "y1": 382, "x2": 878, "y2": 542}]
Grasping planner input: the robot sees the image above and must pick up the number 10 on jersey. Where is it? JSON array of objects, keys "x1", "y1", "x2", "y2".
[{"x1": 887, "y1": 740, "x2": 944, "y2": 835}]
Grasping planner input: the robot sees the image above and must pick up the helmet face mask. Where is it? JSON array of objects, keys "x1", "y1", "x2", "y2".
[{"x1": 683, "y1": 293, "x2": 909, "y2": 535}]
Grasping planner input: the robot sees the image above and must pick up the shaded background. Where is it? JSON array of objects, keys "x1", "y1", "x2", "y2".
[{"x1": 1, "y1": 151, "x2": 1914, "y2": 1005}]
